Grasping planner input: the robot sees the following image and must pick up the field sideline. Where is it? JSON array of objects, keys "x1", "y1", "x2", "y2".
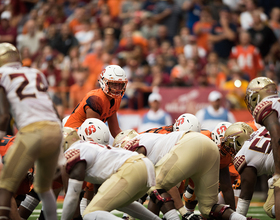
[{"x1": 27, "y1": 201, "x2": 271, "y2": 220}]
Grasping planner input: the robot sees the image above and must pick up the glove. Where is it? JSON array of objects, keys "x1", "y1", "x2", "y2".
[{"x1": 182, "y1": 212, "x2": 203, "y2": 220}]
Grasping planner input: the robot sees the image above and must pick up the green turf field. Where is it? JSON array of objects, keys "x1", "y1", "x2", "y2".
[{"x1": 27, "y1": 202, "x2": 271, "y2": 220}]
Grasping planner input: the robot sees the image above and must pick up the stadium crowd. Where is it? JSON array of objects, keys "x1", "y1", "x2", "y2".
[{"x1": 1, "y1": 0, "x2": 280, "y2": 116}]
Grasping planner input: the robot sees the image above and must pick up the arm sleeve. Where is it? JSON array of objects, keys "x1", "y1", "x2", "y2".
[{"x1": 61, "y1": 179, "x2": 83, "y2": 220}]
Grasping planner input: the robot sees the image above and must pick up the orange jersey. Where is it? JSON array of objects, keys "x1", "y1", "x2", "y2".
[
  {"x1": 65, "y1": 88, "x2": 122, "y2": 128},
  {"x1": 230, "y1": 45, "x2": 264, "y2": 80},
  {"x1": 0, "y1": 135, "x2": 15, "y2": 156},
  {"x1": 140, "y1": 125, "x2": 173, "y2": 134},
  {"x1": 201, "y1": 129, "x2": 212, "y2": 139}
]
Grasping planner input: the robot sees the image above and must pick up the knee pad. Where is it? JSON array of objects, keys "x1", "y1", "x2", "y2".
[
  {"x1": 209, "y1": 204, "x2": 231, "y2": 220},
  {"x1": 150, "y1": 189, "x2": 173, "y2": 209}
]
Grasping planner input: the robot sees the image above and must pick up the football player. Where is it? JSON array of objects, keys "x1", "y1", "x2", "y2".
[
  {"x1": 244, "y1": 76, "x2": 280, "y2": 218},
  {"x1": 64, "y1": 64, "x2": 127, "y2": 138},
  {"x1": 230, "y1": 125, "x2": 275, "y2": 218},
  {"x1": 0, "y1": 43, "x2": 62, "y2": 220},
  {"x1": 113, "y1": 128, "x2": 259, "y2": 220},
  {"x1": 61, "y1": 120, "x2": 161, "y2": 220}
]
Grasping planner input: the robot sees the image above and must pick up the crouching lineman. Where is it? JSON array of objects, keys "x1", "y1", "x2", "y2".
[
  {"x1": 113, "y1": 127, "x2": 259, "y2": 220},
  {"x1": 225, "y1": 123, "x2": 276, "y2": 218},
  {"x1": 61, "y1": 118, "x2": 161, "y2": 220}
]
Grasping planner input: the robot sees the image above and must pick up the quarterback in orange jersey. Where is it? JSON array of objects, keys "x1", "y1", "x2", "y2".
[{"x1": 64, "y1": 65, "x2": 127, "y2": 138}]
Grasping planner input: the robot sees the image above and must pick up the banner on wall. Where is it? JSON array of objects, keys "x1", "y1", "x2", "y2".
[{"x1": 158, "y1": 87, "x2": 226, "y2": 121}]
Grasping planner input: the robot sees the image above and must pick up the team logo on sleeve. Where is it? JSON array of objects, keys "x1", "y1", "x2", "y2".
[{"x1": 85, "y1": 125, "x2": 96, "y2": 136}]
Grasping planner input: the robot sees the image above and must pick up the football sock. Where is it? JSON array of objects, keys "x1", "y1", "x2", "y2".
[
  {"x1": 83, "y1": 211, "x2": 122, "y2": 219},
  {"x1": 38, "y1": 190, "x2": 57, "y2": 220},
  {"x1": 164, "y1": 209, "x2": 180, "y2": 220},
  {"x1": 118, "y1": 201, "x2": 161, "y2": 220},
  {"x1": 178, "y1": 206, "x2": 188, "y2": 216},
  {"x1": 229, "y1": 212, "x2": 247, "y2": 220}
]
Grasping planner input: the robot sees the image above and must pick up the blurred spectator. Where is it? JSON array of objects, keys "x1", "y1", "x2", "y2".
[
  {"x1": 195, "y1": 90, "x2": 236, "y2": 131},
  {"x1": 153, "y1": 0, "x2": 182, "y2": 39},
  {"x1": 173, "y1": 35, "x2": 184, "y2": 55},
  {"x1": 138, "y1": 92, "x2": 172, "y2": 132},
  {"x1": 103, "y1": 28, "x2": 118, "y2": 54},
  {"x1": 146, "y1": 64, "x2": 171, "y2": 87},
  {"x1": 82, "y1": 40, "x2": 105, "y2": 89},
  {"x1": 42, "y1": 55, "x2": 62, "y2": 99},
  {"x1": 183, "y1": 36, "x2": 207, "y2": 60},
  {"x1": 140, "y1": 12, "x2": 159, "y2": 39},
  {"x1": 223, "y1": 0, "x2": 243, "y2": 11},
  {"x1": 204, "y1": 51, "x2": 228, "y2": 76},
  {"x1": 239, "y1": 0, "x2": 267, "y2": 30},
  {"x1": 69, "y1": 67, "x2": 91, "y2": 109},
  {"x1": 207, "y1": 0, "x2": 225, "y2": 21},
  {"x1": 50, "y1": 23, "x2": 79, "y2": 56},
  {"x1": 230, "y1": 30, "x2": 264, "y2": 80},
  {"x1": 209, "y1": 5, "x2": 237, "y2": 61},
  {"x1": 74, "y1": 20, "x2": 94, "y2": 52},
  {"x1": 170, "y1": 55, "x2": 197, "y2": 86},
  {"x1": 0, "y1": 11, "x2": 17, "y2": 46},
  {"x1": 63, "y1": 0, "x2": 81, "y2": 18},
  {"x1": 68, "y1": 7, "x2": 87, "y2": 34},
  {"x1": 182, "y1": 0, "x2": 204, "y2": 32},
  {"x1": 193, "y1": 7, "x2": 213, "y2": 52},
  {"x1": 248, "y1": 10, "x2": 278, "y2": 62},
  {"x1": 205, "y1": 62, "x2": 227, "y2": 89},
  {"x1": 159, "y1": 41, "x2": 177, "y2": 73},
  {"x1": 17, "y1": 19, "x2": 46, "y2": 56},
  {"x1": 20, "y1": 46, "x2": 32, "y2": 67},
  {"x1": 222, "y1": 67, "x2": 249, "y2": 109},
  {"x1": 119, "y1": 0, "x2": 142, "y2": 25},
  {"x1": 268, "y1": 7, "x2": 280, "y2": 39},
  {"x1": 156, "y1": 25, "x2": 172, "y2": 45}
]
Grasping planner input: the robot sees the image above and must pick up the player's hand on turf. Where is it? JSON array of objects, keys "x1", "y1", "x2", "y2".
[{"x1": 182, "y1": 212, "x2": 203, "y2": 220}]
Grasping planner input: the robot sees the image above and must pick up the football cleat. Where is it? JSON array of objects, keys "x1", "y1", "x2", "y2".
[
  {"x1": 245, "y1": 77, "x2": 277, "y2": 114},
  {"x1": 173, "y1": 113, "x2": 201, "y2": 132},
  {"x1": 98, "y1": 65, "x2": 128, "y2": 98},
  {"x1": 78, "y1": 118, "x2": 110, "y2": 145}
]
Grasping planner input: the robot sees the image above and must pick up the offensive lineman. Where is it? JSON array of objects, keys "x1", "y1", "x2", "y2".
[
  {"x1": 0, "y1": 43, "x2": 62, "y2": 220},
  {"x1": 113, "y1": 128, "x2": 259, "y2": 220}
]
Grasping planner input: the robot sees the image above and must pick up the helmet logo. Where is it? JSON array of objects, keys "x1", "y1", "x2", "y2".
[
  {"x1": 101, "y1": 69, "x2": 106, "y2": 77},
  {"x1": 216, "y1": 125, "x2": 227, "y2": 135},
  {"x1": 175, "y1": 118, "x2": 184, "y2": 127},
  {"x1": 85, "y1": 125, "x2": 96, "y2": 135}
]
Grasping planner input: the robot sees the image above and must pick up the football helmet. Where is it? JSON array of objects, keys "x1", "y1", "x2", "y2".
[
  {"x1": 221, "y1": 122, "x2": 254, "y2": 156},
  {"x1": 173, "y1": 113, "x2": 201, "y2": 132},
  {"x1": 0, "y1": 43, "x2": 21, "y2": 67},
  {"x1": 245, "y1": 77, "x2": 277, "y2": 114},
  {"x1": 63, "y1": 127, "x2": 80, "y2": 151},
  {"x1": 78, "y1": 118, "x2": 110, "y2": 145},
  {"x1": 113, "y1": 129, "x2": 138, "y2": 148},
  {"x1": 211, "y1": 122, "x2": 232, "y2": 146},
  {"x1": 98, "y1": 65, "x2": 128, "y2": 98}
]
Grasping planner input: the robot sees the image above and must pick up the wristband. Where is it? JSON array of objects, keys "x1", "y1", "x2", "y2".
[{"x1": 236, "y1": 198, "x2": 250, "y2": 216}]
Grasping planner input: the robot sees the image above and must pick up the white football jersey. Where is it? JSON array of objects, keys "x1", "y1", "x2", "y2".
[
  {"x1": 0, "y1": 63, "x2": 60, "y2": 129},
  {"x1": 233, "y1": 126, "x2": 274, "y2": 176},
  {"x1": 65, "y1": 140, "x2": 139, "y2": 184},
  {"x1": 134, "y1": 131, "x2": 186, "y2": 164},
  {"x1": 253, "y1": 96, "x2": 280, "y2": 125}
]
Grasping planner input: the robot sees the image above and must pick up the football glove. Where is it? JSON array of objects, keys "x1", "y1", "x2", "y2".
[{"x1": 182, "y1": 212, "x2": 203, "y2": 220}]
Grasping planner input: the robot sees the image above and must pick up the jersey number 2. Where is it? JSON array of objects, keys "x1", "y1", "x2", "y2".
[{"x1": 9, "y1": 73, "x2": 47, "y2": 100}]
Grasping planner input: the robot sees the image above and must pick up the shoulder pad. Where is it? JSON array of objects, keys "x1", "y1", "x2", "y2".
[
  {"x1": 253, "y1": 100, "x2": 274, "y2": 125},
  {"x1": 233, "y1": 155, "x2": 247, "y2": 174}
]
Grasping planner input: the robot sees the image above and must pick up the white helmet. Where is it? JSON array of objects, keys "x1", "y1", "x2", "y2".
[
  {"x1": 113, "y1": 129, "x2": 139, "y2": 149},
  {"x1": 173, "y1": 113, "x2": 201, "y2": 132},
  {"x1": 98, "y1": 65, "x2": 128, "y2": 98},
  {"x1": 78, "y1": 118, "x2": 110, "y2": 145},
  {"x1": 211, "y1": 122, "x2": 232, "y2": 146}
]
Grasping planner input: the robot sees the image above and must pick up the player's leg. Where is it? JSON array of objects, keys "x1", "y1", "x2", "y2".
[
  {"x1": 83, "y1": 155, "x2": 160, "y2": 220},
  {"x1": 33, "y1": 122, "x2": 62, "y2": 220},
  {"x1": 263, "y1": 187, "x2": 275, "y2": 218},
  {"x1": 0, "y1": 130, "x2": 37, "y2": 219}
]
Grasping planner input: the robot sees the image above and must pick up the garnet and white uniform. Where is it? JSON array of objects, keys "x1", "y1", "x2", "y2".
[
  {"x1": 131, "y1": 131, "x2": 220, "y2": 218},
  {"x1": 0, "y1": 62, "x2": 62, "y2": 194},
  {"x1": 64, "y1": 140, "x2": 155, "y2": 216},
  {"x1": 233, "y1": 127, "x2": 274, "y2": 176},
  {"x1": 233, "y1": 126, "x2": 274, "y2": 217}
]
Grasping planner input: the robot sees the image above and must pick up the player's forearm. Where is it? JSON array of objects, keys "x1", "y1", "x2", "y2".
[
  {"x1": 61, "y1": 179, "x2": 83, "y2": 220},
  {"x1": 221, "y1": 187, "x2": 236, "y2": 210}
]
